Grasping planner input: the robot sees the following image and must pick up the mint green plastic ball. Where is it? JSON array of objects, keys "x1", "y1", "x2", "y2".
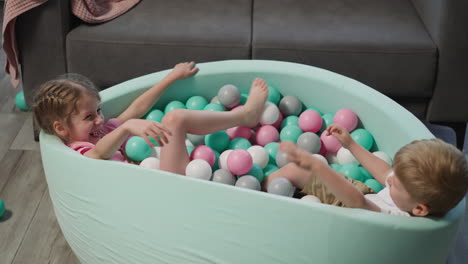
[
  {"x1": 212, "y1": 150, "x2": 221, "y2": 170},
  {"x1": 281, "y1": 116, "x2": 299, "y2": 129},
  {"x1": 186, "y1": 95, "x2": 208, "y2": 110},
  {"x1": 15, "y1": 91, "x2": 29, "y2": 111},
  {"x1": 267, "y1": 84, "x2": 281, "y2": 105},
  {"x1": 322, "y1": 113, "x2": 334, "y2": 129},
  {"x1": 330, "y1": 163, "x2": 342, "y2": 171},
  {"x1": 351, "y1": 128, "x2": 374, "y2": 150},
  {"x1": 264, "y1": 142, "x2": 279, "y2": 164},
  {"x1": 240, "y1": 93, "x2": 248, "y2": 105},
  {"x1": 264, "y1": 164, "x2": 279, "y2": 177},
  {"x1": 229, "y1": 137, "x2": 252, "y2": 149},
  {"x1": 359, "y1": 166, "x2": 373, "y2": 181},
  {"x1": 145, "y1": 109, "x2": 164, "y2": 122},
  {"x1": 280, "y1": 125, "x2": 302, "y2": 143},
  {"x1": 204, "y1": 103, "x2": 225, "y2": 111},
  {"x1": 186, "y1": 145, "x2": 195, "y2": 156},
  {"x1": 164, "y1": 100, "x2": 186, "y2": 114},
  {"x1": 340, "y1": 164, "x2": 365, "y2": 182},
  {"x1": 365, "y1": 179, "x2": 384, "y2": 192},
  {"x1": 306, "y1": 107, "x2": 323, "y2": 116},
  {"x1": 246, "y1": 164, "x2": 265, "y2": 183},
  {"x1": 205, "y1": 131, "x2": 230, "y2": 152},
  {"x1": 0, "y1": 199, "x2": 5, "y2": 217},
  {"x1": 125, "y1": 136, "x2": 152, "y2": 162}
]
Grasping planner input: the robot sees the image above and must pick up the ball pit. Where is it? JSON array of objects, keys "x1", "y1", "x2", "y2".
[{"x1": 39, "y1": 60, "x2": 464, "y2": 264}]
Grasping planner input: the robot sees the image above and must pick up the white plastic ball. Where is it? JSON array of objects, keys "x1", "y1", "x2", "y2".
[
  {"x1": 151, "y1": 146, "x2": 161, "y2": 158},
  {"x1": 312, "y1": 154, "x2": 328, "y2": 165},
  {"x1": 185, "y1": 159, "x2": 212, "y2": 180},
  {"x1": 275, "y1": 151, "x2": 290, "y2": 168},
  {"x1": 235, "y1": 175, "x2": 261, "y2": 191},
  {"x1": 260, "y1": 102, "x2": 280, "y2": 125},
  {"x1": 139, "y1": 157, "x2": 160, "y2": 169},
  {"x1": 212, "y1": 169, "x2": 236, "y2": 185},
  {"x1": 326, "y1": 152, "x2": 340, "y2": 164},
  {"x1": 301, "y1": 195, "x2": 322, "y2": 203},
  {"x1": 185, "y1": 138, "x2": 194, "y2": 147},
  {"x1": 211, "y1": 96, "x2": 221, "y2": 104},
  {"x1": 337, "y1": 147, "x2": 359, "y2": 165},
  {"x1": 373, "y1": 151, "x2": 393, "y2": 165},
  {"x1": 218, "y1": 84, "x2": 241, "y2": 108},
  {"x1": 187, "y1": 133, "x2": 205, "y2": 146},
  {"x1": 267, "y1": 177, "x2": 295, "y2": 197},
  {"x1": 247, "y1": 145, "x2": 269, "y2": 169},
  {"x1": 218, "y1": 149, "x2": 233, "y2": 170}
]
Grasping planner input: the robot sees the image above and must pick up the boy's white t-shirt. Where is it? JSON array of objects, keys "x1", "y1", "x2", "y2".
[{"x1": 365, "y1": 173, "x2": 411, "y2": 217}]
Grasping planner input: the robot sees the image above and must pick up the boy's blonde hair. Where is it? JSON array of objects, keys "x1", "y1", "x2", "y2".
[
  {"x1": 394, "y1": 138, "x2": 468, "y2": 215},
  {"x1": 32, "y1": 74, "x2": 100, "y2": 137}
]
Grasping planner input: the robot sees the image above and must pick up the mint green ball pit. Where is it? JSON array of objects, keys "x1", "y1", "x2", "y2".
[{"x1": 39, "y1": 60, "x2": 465, "y2": 264}]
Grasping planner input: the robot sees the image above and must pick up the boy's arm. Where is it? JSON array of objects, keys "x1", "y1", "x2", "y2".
[{"x1": 116, "y1": 62, "x2": 198, "y2": 123}]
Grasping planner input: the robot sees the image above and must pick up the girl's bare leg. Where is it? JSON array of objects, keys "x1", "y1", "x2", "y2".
[{"x1": 160, "y1": 78, "x2": 269, "y2": 174}]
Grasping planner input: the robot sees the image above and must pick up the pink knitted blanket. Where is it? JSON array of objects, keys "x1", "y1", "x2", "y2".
[{"x1": 2, "y1": 0, "x2": 141, "y2": 88}]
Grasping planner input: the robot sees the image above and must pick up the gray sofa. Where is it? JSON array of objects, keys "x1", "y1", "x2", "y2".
[{"x1": 16, "y1": 0, "x2": 468, "y2": 125}]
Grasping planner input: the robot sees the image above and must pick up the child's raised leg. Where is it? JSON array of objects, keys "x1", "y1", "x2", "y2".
[{"x1": 160, "y1": 78, "x2": 269, "y2": 174}]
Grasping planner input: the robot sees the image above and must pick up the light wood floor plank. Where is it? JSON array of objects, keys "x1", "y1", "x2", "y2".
[
  {"x1": 11, "y1": 114, "x2": 39, "y2": 151},
  {"x1": 0, "y1": 113, "x2": 28, "y2": 160},
  {"x1": 0, "y1": 150, "x2": 47, "y2": 264}
]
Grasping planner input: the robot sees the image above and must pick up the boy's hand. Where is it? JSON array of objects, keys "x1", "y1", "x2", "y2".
[
  {"x1": 123, "y1": 119, "x2": 172, "y2": 147},
  {"x1": 169, "y1": 61, "x2": 199, "y2": 80},
  {"x1": 326, "y1": 124, "x2": 353, "y2": 148}
]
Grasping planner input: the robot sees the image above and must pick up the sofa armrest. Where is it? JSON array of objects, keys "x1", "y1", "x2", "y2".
[
  {"x1": 16, "y1": 0, "x2": 74, "y2": 106},
  {"x1": 411, "y1": 0, "x2": 468, "y2": 122}
]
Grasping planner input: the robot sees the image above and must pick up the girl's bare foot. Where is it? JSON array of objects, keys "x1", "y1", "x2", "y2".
[{"x1": 242, "y1": 78, "x2": 269, "y2": 127}]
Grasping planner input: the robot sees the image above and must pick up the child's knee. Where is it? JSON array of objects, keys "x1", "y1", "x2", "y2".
[{"x1": 162, "y1": 109, "x2": 187, "y2": 128}]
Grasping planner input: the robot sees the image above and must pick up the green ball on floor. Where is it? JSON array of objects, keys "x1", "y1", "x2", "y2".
[
  {"x1": 0, "y1": 199, "x2": 5, "y2": 217},
  {"x1": 15, "y1": 91, "x2": 29, "y2": 111}
]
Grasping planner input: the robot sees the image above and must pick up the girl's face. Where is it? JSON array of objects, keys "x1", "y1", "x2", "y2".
[{"x1": 66, "y1": 92, "x2": 104, "y2": 144}]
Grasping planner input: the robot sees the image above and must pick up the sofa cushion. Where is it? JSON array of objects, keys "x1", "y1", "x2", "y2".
[
  {"x1": 66, "y1": 0, "x2": 252, "y2": 88},
  {"x1": 252, "y1": 0, "x2": 437, "y2": 98}
]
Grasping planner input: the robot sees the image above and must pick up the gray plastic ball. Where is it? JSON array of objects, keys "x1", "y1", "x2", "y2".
[
  {"x1": 267, "y1": 177, "x2": 295, "y2": 197},
  {"x1": 212, "y1": 169, "x2": 236, "y2": 185},
  {"x1": 217, "y1": 84, "x2": 241, "y2": 108},
  {"x1": 235, "y1": 175, "x2": 261, "y2": 191},
  {"x1": 278, "y1": 96, "x2": 302, "y2": 116},
  {"x1": 275, "y1": 151, "x2": 290, "y2": 168},
  {"x1": 297, "y1": 132, "x2": 321, "y2": 154},
  {"x1": 187, "y1": 133, "x2": 205, "y2": 146},
  {"x1": 211, "y1": 96, "x2": 221, "y2": 104}
]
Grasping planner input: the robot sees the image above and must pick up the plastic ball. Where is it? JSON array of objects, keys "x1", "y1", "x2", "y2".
[
  {"x1": 205, "y1": 131, "x2": 230, "y2": 152},
  {"x1": 255, "y1": 125, "x2": 279, "y2": 146},
  {"x1": 218, "y1": 84, "x2": 241, "y2": 108},
  {"x1": 229, "y1": 137, "x2": 252, "y2": 150},
  {"x1": 240, "y1": 93, "x2": 248, "y2": 105},
  {"x1": 187, "y1": 134, "x2": 205, "y2": 146},
  {"x1": 326, "y1": 152, "x2": 340, "y2": 164},
  {"x1": 125, "y1": 136, "x2": 152, "y2": 162},
  {"x1": 333, "y1": 108, "x2": 358, "y2": 132},
  {"x1": 320, "y1": 130, "x2": 342, "y2": 153},
  {"x1": 245, "y1": 164, "x2": 265, "y2": 183},
  {"x1": 299, "y1": 110, "x2": 323, "y2": 133},
  {"x1": 267, "y1": 84, "x2": 281, "y2": 105},
  {"x1": 227, "y1": 149, "x2": 253, "y2": 175},
  {"x1": 264, "y1": 142, "x2": 279, "y2": 165},
  {"x1": 212, "y1": 169, "x2": 236, "y2": 185},
  {"x1": 190, "y1": 145, "x2": 216, "y2": 167},
  {"x1": 0, "y1": 199, "x2": 5, "y2": 217},
  {"x1": 275, "y1": 151, "x2": 290, "y2": 168},
  {"x1": 185, "y1": 159, "x2": 212, "y2": 180},
  {"x1": 204, "y1": 103, "x2": 225, "y2": 112},
  {"x1": 318, "y1": 143, "x2": 327, "y2": 156},
  {"x1": 365, "y1": 179, "x2": 384, "y2": 192},
  {"x1": 330, "y1": 163, "x2": 342, "y2": 172},
  {"x1": 278, "y1": 96, "x2": 302, "y2": 116},
  {"x1": 305, "y1": 107, "x2": 323, "y2": 116},
  {"x1": 139, "y1": 157, "x2": 160, "y2": 169},
  {"x1": 359, "y1": 166, "x2": 373, "y2": 181},
  {"x1": 212, "y1": 150, "x2": 221, "y2": 170},
  {"x1": 263, "y1": 164, "x2": 279, "y2": 177},
  {"x1": 145, "y1": 109, "x2": 164, "y2": 122},
  {"x1": 15, "y1": 91, "x2": 29, "y2": 111},
  {"x1": 226, "y1": 126, "x2": 251, "y2": 140},
  {"x1": 279, "y1": 125, "x2": 302, "y2": 143},
  {"x1": 267, "y1": 177, "x2": 295, "y2": 197},
  {"x1": 321, "y1": 113, "x2": 334, "y2": 129},
  {"x1": 164, "y1": 100, "x2": 186, "y2": 114},
  {"x1": 260, "y1": 102, "x2": 280, "y2": 125},
  {"x1": 186, "y1": 95, "x2": 208, "y2": 110},
  {"x1": 218, "y1": 149, "x2": 233, "y2": 170},
  {"x1": 339, "y1": 164, "x2": 365, "y2": 182},
  {"x1": 297, "y1": 132, "x2": 321, "y2": 154},
  {"x1": 272, "y1": 111, "x2": 284, "y2": 129},
  {"x1": 281, "y1": 115, "x2": 299, "y2": 129},
  {"x1": 373, "y1": 151, "x2": 392, "y2": 165},
  {"x1": 337, "y1": 147, "x2": 359, "y2": 165},
  {"x1": 247, "y1": 145, "x2": 269, "y2": 169},
  {"x1": 235, "y1": 175, "x2": 261, "y2": 190},
  {"x1": 301, "y1": 195, "x2": 322, "y2": 203},
  {"x1": 351, "y1": 128, "x2": 374, "y2": 150},
  {"x1": 211, "y1": 96, "x2": 221, "y2": 104},
  {"x1": 186, "y1": 145, "x2": 195, "y2": 156},
  {"x1": 312, "y1": 154, "x2": 328, "y2": 165},
  {"x1": 152, "y1": 146, "x2": 161, "y2": 158}
]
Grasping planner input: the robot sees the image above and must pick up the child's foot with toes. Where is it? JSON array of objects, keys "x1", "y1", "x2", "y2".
[{"x1": 242, "y1": 78, "x2": 269, "y2": 127}]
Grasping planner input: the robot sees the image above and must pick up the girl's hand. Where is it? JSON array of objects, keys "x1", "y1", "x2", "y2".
[
  {"x1": 326, "y1": 124, "x2": 353, "y2": 148},
  {"x1": 169, "y1": 61, "x2": 199, "y2": 80},
  {"x1": 279, "y1": 141, "x2": 316, "y2": 170},
  {"x1": 123, "y1": 119, "x2": 172, "y2": 147}
]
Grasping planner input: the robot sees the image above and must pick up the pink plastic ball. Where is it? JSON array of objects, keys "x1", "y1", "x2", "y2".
[
  {"x1": 190, "y1": 145, "x2": 216, "y2": 166},
  {"x1": 227, "y1": 149, "x2": 253, "y2": 175},
  {"x1": 231, "y1": 105, "x2": 244, "y2": 111},
  {"x1": 320, "y1": 130, "x2": 342, "y2": 153},
  {"x1": 333, "y1": 109, "x2": 358, "y2": 132},
  {"x1": 299, "y1": 110, "x2": 323, "y2": 133},
  {"x1": 272, "y1": 111, "x2": 284, "y2": 129},
  {"x1": 318, "y1": 142, "x2": 327, "y2": 156},
  {"x1": 226, "y1": 126, "x2": 252, "y2": 140},
  {"x1": 255, "y1": 125, "x2": 280, "y2": 146}
]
